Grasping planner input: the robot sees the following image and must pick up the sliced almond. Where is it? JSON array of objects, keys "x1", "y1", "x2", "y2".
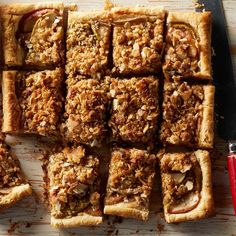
[
  {"x1": 170, "y1": 172, "x2": 186, "y2": 184},
  {"x1": 168, "y1": 191, "x2": 200, "y2": 214},
  {"x1": 185, "y1": 180, "x2": 194, "y2": 191}
]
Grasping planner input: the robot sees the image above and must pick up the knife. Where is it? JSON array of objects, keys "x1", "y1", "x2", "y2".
[{"x1": 195, "y1": 0, "x2": 236, "y2": 215}]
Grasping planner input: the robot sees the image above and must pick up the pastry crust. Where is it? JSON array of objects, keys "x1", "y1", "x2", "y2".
[
  {"x1": 110, "y1": 6, "x2": 166, "y2": 19},
  {"x1": 104, "y1": 202, "x2": 148, "y2": 221},
  {"x1": 0, "y1": 3, "x2": 64, "y2": 67},
  {"x1": 2, "y1": 71, "x2": 21, "y2": 133},
  {"x1": 199, "y1": 86, "x2": 215, "y2": 148},
  {"x1": 163, "y1": 11, "x2": 212, "y2": 80},
  {"x1": 51, "y1": 214, "x2": 102, "y2": 228},
  {"x1": 0, "y1": 184, "x2": 32, "y2": 211},
  {"x1": 160, "y1": 150, "x2": 214, "y2": 223}
]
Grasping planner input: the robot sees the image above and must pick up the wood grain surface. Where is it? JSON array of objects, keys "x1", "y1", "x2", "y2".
[{"x1": 0, "y1": 0, "x2": 235, "y2": 235}]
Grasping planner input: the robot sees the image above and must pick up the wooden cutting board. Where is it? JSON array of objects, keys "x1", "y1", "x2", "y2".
[{"x1": 0, "y1": 0, "x2": 235, "y2": 235}]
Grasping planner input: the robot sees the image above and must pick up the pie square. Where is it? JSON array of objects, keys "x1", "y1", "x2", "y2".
[
  {"x1": 66, "y1": 11, "x2": 111, "y2": 79},
  {"x1": 160, "y1": 81, "x2": 214, "y2": 148},
  {"x1": 47, "y1": 145, "x2": 102, "y2": 228},
  {"x1": 111, "y1": 7, "x2": 165, "y2": 75},
  {"x1": 61, "y1": 76, "x2": 110, "y2": 147},
  {"x1": 108, "y1": 76, "x2": 159, "y2": 144},
  {"x1": 104, "y1": 147, "x2": 156, "y2": 221},
  {"x1": 163, "y1": 12, "x2": 212, "y2": 81},
  {"x1": 0, "y1": 136, "x2": 32, "y2": 211},
  {"x1": 0, "y1": 3, "x2": 65, "y2": 67},
  {"x1": 2, "y1": 68, "x2": 63, "y2": 136},
  {"x1": 159, "y1": 150, "x2": 214, "y2": 223}
]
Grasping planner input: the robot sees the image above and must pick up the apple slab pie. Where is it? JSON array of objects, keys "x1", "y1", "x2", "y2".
[
  {"x1": 160, "y1": 80, "x2": 215, "y2": 148},
  {"x1": 2, "y1": 68, "x2": 63, "y2": 137},
  {"x1": 159, "y1": 150, "x2": 214, "y2": 223},
  {"x1": 47, "y1": 145, "x2": 102, "y2": 228},
  {"x1": 104, "y1": 147, "x2": 156, "y2": 221},
  {"x1": 110, "y1": 7, "x2": 165, "y2": 75},
  {"x1": 0, "y1": 136, "x2": 32, "y2": 211},
  {"x1": 1, "y1": 3, "x2": 65, "y2": 68},
  {"x1": 163, "y1": 12, "x2": 212, "y2": 81},
  {"x1": 108, "y1": 76, "x2": 159, "y2": 145}
]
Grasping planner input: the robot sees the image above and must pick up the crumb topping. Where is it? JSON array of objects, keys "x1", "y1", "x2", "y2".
[
  {"x1": 108, "y1": 76, "x2": 159, "y2": 143},
  {"x1": 160, "y1": 152, "x2": 202, "y2": 214},
  {"x1": 0, "y1": 143, "x2": 25, "y2": 190},
  {"x1": 18, "y1": 68, "x2": 63, "y2": 136},
  {"x1": 66, "y1": 20, "x2": 111, "y2": 79},
  {"x1": 112, "y1": 16, "x2": 164, "y2": 74},
  {"x1": 62, "y1": 77, "x2": 109, "y2": 146},
  {"x1": 160, "y1": 81, "x2": 204, "y2": 146},
  {"x1": 105, "y1": 147, "x2": 156, "y2": 208},
  {"x1": 18, "y1": 12, "x2": 64, "y2": 66},
  {"x1": 47, "y1": 146, "x2": 101, "y2": 218},
  {"x1": 163, "y1": 23, "x2": 200, "y2": 80}
]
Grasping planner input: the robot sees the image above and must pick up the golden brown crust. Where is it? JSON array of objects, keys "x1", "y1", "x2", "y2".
[
  {"x1": 2, "y1": 71, "x2": 21, "y2": 133},
  {"x1": 51, "y1": 214, "x2": 102, "y2": 228},
  {"x1": 199, "y1": 86, "x2": 215, "y2": 148},
  {"x1": 104, "y1": 202, "x2": 148, "y2": 221},
  {"x1": 163, "y1": 11, "x2": 212, "y2": 80},
  {"x1": 0, "y1": 184, "x2": 32, "y2": 211},
  {"x1": 160, "y1": 150, "x2": 214, "y2": 223},
  {"x1": 110, "y1": 6, "x2": 166, "y2": 19},
  {"x1": 1, "y1": 3, "x2": 64, "y2": 67}
]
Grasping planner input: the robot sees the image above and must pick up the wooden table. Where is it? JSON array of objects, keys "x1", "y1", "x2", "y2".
[{"x1": 0, "y1": 0, "x2": 235, "y2": 235}]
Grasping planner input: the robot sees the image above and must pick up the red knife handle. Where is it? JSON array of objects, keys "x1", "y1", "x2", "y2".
[{"x1": 227, "y1": 154, "x2": 236, "y2": 215}]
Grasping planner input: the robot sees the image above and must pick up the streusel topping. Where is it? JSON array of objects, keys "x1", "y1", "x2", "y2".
[
  {"x1": 105, "y1": 147, "x2": 156, "y2": 208},
  {"x1": 48, "y1": 146, "x2": 101, "y2": 218}
]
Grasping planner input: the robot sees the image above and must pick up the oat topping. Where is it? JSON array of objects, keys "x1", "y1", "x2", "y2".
[
  {"x1": 108, "y1": 76, "x2": 159, "y2": 144},
  {"x1": 105, "y1": 147, "x2": 156, "y2": 208},
  {"x1": 17, "y1": 68, "x2": 63, "y2": 136},
  {"x1": 0, "y1": 142, "x2": 25, "y2": 190},
  {"x1": 163, "y1": 23, "x2": 200, "y2": 80},
  {"x1": 160, "y1": 81, "x2": 204, "y2": 146},
  {"x1": 112, "y1": 16, "x2": 164, "y2": 75},
  {"x1": 18, "y1": 11, "x2": 64, "y2": 66},
  {"x1": 160, "y1": 152, "x2": 202, "y2": 214},
  {"x1": 62, "y1": 77, "x2": 109, "y2": 147},
  {"x1": 66, "y1": 19, "x2": 111, "y2": 79},
  {"x1": 47, "y1": 146, "x2": 101, "y2": 218}
]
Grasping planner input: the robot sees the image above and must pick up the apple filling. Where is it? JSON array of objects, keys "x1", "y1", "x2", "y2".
[
  {"x1": 163, "y1": 23, "x2": 200, "y2": 80},
  {"x1": 161, "y1": 152, "x2": 202, "y2": 214},
  {"x1": 16, "y1": 8, "x2": 64, "y2": 66}
]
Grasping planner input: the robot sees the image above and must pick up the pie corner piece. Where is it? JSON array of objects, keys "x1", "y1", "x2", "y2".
[
  {"x1": 47, "y1": 145, "x2": 103, "y2": 228},
  {"x1": 0, "y1": 141, "x2": 32, "y2": 211},
  {"x1": 1, "y1": 2, "x2": 64, "y2": 67},
  {"x1": 104, "y1": 147, "x2": 156, "y2": 221},
  {"x1": 160, "y1": 150, "x2": 214, "y2": 223},
  {"x1": 163, "y1": 11, "x2": 212, "y2": 81},
  {"x1": 111, "y1": 6, "x2": 166, "y2": 75}
]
